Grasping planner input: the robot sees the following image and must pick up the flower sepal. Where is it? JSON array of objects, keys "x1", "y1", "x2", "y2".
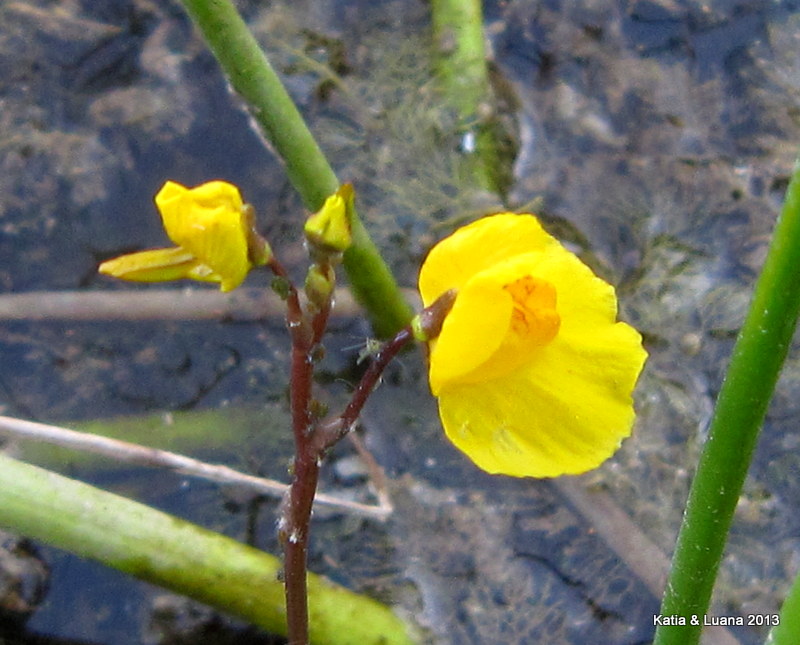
[
  {"x1": 242, "y1": 203, "x2": 273, "y2": 268},
  {"x1": 411, "y1": 289, "x2": 458, "y2": 342}
]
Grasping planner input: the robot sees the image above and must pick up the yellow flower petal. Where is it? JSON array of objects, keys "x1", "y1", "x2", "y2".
[
  {"x1": 428, "y1": 270, "x2": 513, "y2": 394},
  {"x1": 98, "y1": 247, "x2": 201, "y2": 283},
  {"x1": 437, "y1": 319, "x2": 645, "y2": 477},
  {"x1": 429, "y1": 250, "x2": 568, "y2": 391},
  {"x1": 419, "y1": 213, "x2": 558, "y2": 306},
  {"x1": 419, "y1": 212, "x2": 647, "y2": 478},
  {"x1": 155, "y1": 181, "x2": 251, "y2": 292}
]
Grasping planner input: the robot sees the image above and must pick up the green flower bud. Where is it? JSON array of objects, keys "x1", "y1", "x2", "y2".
[{"x1": 304, "y1": 264, "x2": 335, "y2": 311}]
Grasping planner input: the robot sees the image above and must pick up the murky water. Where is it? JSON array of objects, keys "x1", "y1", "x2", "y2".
[{"x1": 2, "y1": 0, "x2": 800, "y2": 643}]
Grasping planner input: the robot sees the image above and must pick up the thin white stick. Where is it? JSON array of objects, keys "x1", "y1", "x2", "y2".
[
  {"x1": 0, "y1": 287, "x2": 420, "y2": 321},
  {"x1": 0, "y1": 415, "x2": 391, "y2": 521},
  {"x1": 0, "y1": 288, "x2": 361, "y2": 321}
]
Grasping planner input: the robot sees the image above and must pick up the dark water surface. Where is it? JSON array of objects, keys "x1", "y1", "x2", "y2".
[{"x1": 2, "y1": 0, "x2": 800, "y2": 643}]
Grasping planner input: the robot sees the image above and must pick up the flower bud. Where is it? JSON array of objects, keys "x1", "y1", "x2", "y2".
[
  {"x1": 304, "y1": 264, "x2": 335, "y2": 311},
  {"x1": 304, "y1": 184, "x2": 354, "y2": 254},
  {"x1": 411, "y1": 289, "x2": 458, "y2": 342}
]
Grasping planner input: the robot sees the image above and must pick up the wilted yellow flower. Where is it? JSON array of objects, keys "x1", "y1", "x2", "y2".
[
  {"x1": 419, "y1": 213, "x2": 647, "y2": 478},
  {"x1": 99, "y1": 180, "x2": 269, "y2": 292}
]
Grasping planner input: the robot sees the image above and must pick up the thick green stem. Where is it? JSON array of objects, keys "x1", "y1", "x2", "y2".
[
  {"x1": 179, "y1": 0, "x2": 336, "y2": 207},
  {"x1": 341, "y1": 218, "x2": 415, "y2": 337},
  {"x1": 0, "y1": 453, "x2": 415, "y2": 645},
  {"x1": 431, "y1": 0, "x2": 508, "y2": 195},
  {"x1": 177, "y1": 0, "x2": 413, "y2": 337},
  {"x1": 431, "y1": 0, "x2": 489, "y2": 116},
  {"x1": 767, "y1": 568, "x2": 800, "y2": 644},
  {"x1": 654, "y1": 157, "x2": 800, "y2": 644}
]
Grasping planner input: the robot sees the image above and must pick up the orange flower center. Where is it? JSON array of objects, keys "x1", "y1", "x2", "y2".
[{"x1": 503, "y1": 275, "x2": 560, "y2": 346}]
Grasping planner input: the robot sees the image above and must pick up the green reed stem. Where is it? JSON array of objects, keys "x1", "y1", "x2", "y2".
[
  {"x1": 178, "y1": 0, "x2": 413, "y2": 337},
  {"x1": 0, "y1": 453, "x2": 415, "y2": 645},
  {"x1": 654, "y1": 156, "x2": 800, "y2": 645},
  {"x1": 431, "y1": 0, "x2": 509, "y2": 196},
  {"x1": 431, "y1": 0, "x2": 489, "y2": 115},
  {"x1": 767, "y1": 567, "x2": 800, "y2": 644}
]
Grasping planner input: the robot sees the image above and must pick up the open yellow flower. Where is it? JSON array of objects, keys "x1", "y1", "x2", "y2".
[
  {"x1": 419, "y1": 213, "x2": 647, "y2": 478},
  {"x1": 99, "y1": 181, "x2": 269, "y2": 292}
]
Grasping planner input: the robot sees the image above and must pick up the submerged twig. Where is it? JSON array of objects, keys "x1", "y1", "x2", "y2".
[
  {"x1": 555, "y1": 479, "x2": 739, "y2": 645},
  {"x1": 0, "y1": 415, "x2": 391, "y2": 520},
  {"x1": 0, "y1": 288, "x2": 377, "y2": 321}
]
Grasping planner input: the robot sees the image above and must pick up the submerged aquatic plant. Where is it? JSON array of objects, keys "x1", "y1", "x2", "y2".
[
  {"x1": 23, "y1": 0, "x2": 800, "y2": 644},
  {"x1": 94, "y1": 175, "x2": 648, "y2": 643}
]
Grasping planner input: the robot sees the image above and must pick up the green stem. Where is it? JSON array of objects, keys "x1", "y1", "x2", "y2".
[
  {"x1": 341, "y1": 218, "x2": 415, "y2": 337},
  {"x1": 0, "y1": 453, "x2": 416, "y2": 645},
  {"x1": 430, "y1": 0, "x2": 507, "y2": 195},
  {"x1": 654, "y1": 156, "x2": 800, "y2": 644},
  {"x1": 177, "y1": 0, "x2": 413, "y2": 336},
  {"x1": 179, "y1": 0, "x2": 336, "y2": 208},
  {"x1": 431, "y1": 0, "x2": 489, "y2": 117},
  {"x1": 767, "y1": 568, "x2": 800, "y2": 644}
]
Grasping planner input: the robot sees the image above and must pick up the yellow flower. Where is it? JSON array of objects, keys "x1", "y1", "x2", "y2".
[
  {"x1": 99, "y1": 180, "x2": 268, "y2": 292},
  {"x1": 419, "y1": 213, "x2": 647, "y2": 478}
]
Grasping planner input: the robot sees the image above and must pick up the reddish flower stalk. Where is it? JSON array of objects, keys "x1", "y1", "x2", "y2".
[
  {"x1": 281, "y1": 323, "x2": 414, "y2": 643},
  {"x1": 313, "y1": 290, "x2": 456, "y2": 454},
  {"x1": 313, "y1": 327, "x2": 414, "y2": 453},
  {"x1": 268, "y1": 256, "x2": 316, "y2": 644},
  {"x1": 270, "y1": 251, "x2": 358, "y2": 645},
  {"x1": 270, "y1": 251, "x2": 454, "y2": 644}
]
